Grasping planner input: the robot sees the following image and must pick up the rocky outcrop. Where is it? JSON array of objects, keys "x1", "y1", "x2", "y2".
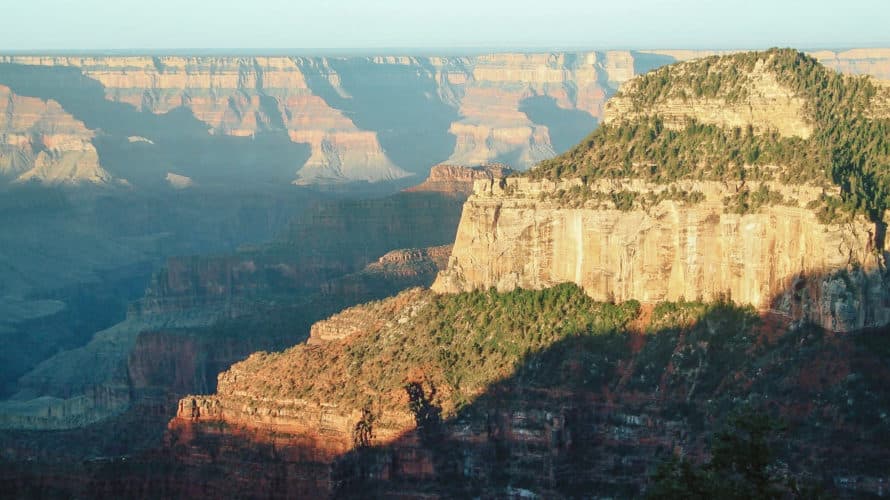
[
  {"x1": 2, "y1": 50, "x2": 890, "y2": 184},
  {"x1": 0, "y1": 229, "x2": 456, "y2": 432},
  {"x1": 403, "y1": 163, "x2": 513, "y2": 195},
  {"x1": 6, "y1": 48, "x2": 890, "y2": 497},
  {"x1": 433, "y1": 51, "x2": 890, "y2": 333},
  {"x1": 162, "y1": 289, "x2": 431, "y2": 497},
  {"x1": 0, "y1": 56, "x2": 406, "y2": 184},
  {"x1": 0, "y1": 84, "x2": 110, "y2": 184},
  {"x1": 604, "y1": 60, "x2": 813, "y2": 138},
  {"x1": 0, "y1": 182, "x2": 463, "y2": 432},
  {"x1": 155, "y1": 284, "x2": 890, "y2": 498},
  {"x1": 318, "y1": 244, "x2": 451, "y2": 301},
  {"x1": 445, "y1": 52, "x2": 624, "y2": 167},
  {"x1": 432, "y1": 177, "x2": 889, "y2": 332}
]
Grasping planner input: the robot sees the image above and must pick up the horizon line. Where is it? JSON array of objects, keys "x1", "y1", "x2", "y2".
[{"x1": 2, "y1": 44, "x2": 890, "y2": 58}]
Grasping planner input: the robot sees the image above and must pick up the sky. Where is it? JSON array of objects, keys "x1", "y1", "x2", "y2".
[{"x1": 2, "y1": 0, "x2": 888, "y2": 52}]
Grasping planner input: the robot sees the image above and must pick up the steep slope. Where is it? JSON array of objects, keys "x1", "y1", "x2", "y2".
[
  {"x1": 810, "y1": 48, "x2": 890, "y2": 80},
  {"x1": 0, "y1": 184, "x2": 322, "y2": 399},
  {"x1": 434, "y1": 49, "x2": 890, "y2": 332},
  {"x1": 0, "y1": 56, "x2": 407, "y2": 184},
  {"x1": 6, "y1": 49, "x2": 890, "y2": 497},
  {"x1": 0, "y1": 84, "x2": 110, "y2": 184},
  {"x1": 444, "y1": 52, "x2": 615, "y2": 167},
  {"x1": 0, "y1": 165, "x2": 484, "y2": 431},
  {"x1": 118, "y1": 286, "x2": 889, "y2": 498},
  {"x1": 1, "y1": 49, "x2": 886, "y2": 185}
]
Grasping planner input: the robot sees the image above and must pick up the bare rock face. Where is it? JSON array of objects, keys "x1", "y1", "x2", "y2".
[
  {"x1": 0, "y1": 185, "x2": 464, "y2": 432},
  {"x1": 446, "y1": 52, "x2": 616, "y2": 168},
  {"x1": 1, "y1": 50, "x2": 890, "y2": 184},
  {"x1": 810, "y1": 48, "x2": 890, "y2": 80},
  {"x1": 433, "y1": 50, "x2": 890, "y2": 333},
  {"x1": 404, "y1": 163, "x2": 514, "y2": 195},
  {"x1": 432, "y1": 178, "x2": 889, "y2": 332},
  {"x1": 0, "y1": 84, "x2": 110, "y2": 185},
  {"x1": 0, "y1": 56, "x2": 407, "y2": 184}
]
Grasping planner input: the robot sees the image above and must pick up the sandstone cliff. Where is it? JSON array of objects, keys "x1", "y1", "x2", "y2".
[
  {"x1": 0, "y1": 84, "x2": 110, "y2": 184},
  {"x1": 403, "y1": 163, "x2": 513, "y2": 195},
  {"x1": 2, "y1": 49, "x2": 888, "y2": 185},
  {"x1": 97, "y1": 49, "x2": 890, "y2": 499},
  {"x1": 434, "y1": 50, "x2": 890, "y2": 333},
  {"x1": 431, "y1": 178, "x2": 889, "y2": 332},
  {"x1": 810, "y1": 48, "x2": 890, "y2": 80}
]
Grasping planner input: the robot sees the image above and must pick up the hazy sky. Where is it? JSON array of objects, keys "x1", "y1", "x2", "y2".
[{"x1": 2, "y1": 0, "x2": 888, "y2": 52}]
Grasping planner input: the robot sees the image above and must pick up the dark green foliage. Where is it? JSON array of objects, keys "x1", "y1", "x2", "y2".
[
  {"x1": 632, "y1": 299, "x2": 758, "y2": 397},
  {"x1": 325, "y1": 284, "x2": 644, "y2": 415},
  {"x1": 647, "y1": 409, "x2": 824, "y2": 499},
  {"x1": 540, "y1": 185, "x2": 705, "y2": 210},
  {"x1": 405, "y1": 382, "x2": 443, "y2": 444},
  {"x1": 611, "y1": 190, "x2": 637, "y2": 210},
  {"x1": 422, "y1": 284, "x2": 641, "y2": 406},
  {"x1": 528, "y1": 48, "x2": 890, "y2": 222},
  {"x1": 352, "y1": 405, "x2": 376, "y2": 449},
  {"x1": 724, "y1": 183, "x2": 787, "y2": 214},
  {"x1": 531, "y1": 115, "x2": 824, "y2": 186}
]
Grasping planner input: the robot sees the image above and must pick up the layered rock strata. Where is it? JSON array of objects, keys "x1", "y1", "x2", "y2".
[
  {"x1": 433, "y1": 51, "x2": 890, "y2": 333},
  {"x1": 402, "y1": 163, "x2": 513, "y2": 196},
  {"x1": 604, "y1": 61, "x2": 813, "y2": 138},
  {"x1": 432, "y1": 177, "x2": 889, "y2": 332},
  {"x1": 159, "y1": 286, "x2": 890, "y2": 498},
  {"x1": 2, "y1": 49, "x2": 887, "y2": 184},
  {"x1": 0, "y1": 84, "x2": 110, "y2": 184}
]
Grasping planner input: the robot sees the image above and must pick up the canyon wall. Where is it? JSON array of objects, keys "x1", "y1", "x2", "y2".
[
  {"x1": 0, "y1": 49, "x2": 887, "y2": 185},
  {"x1": 0, "y1": 84, "x2": 110, "y2": 184},
  {"x1": 153, "y1": 284, "x2": 890, "y2": 498},
  {"x1": 433, "y1": 51, "x2": 890, "y2": 333},
  {"x1": 432, "y1": 178, "x2": 890, "y2": 332},
  {"x1": 0, "y1": 184, "x2": 321, "y2": 399},
  {"x1": 0, "y1": 243, "x2": 452, "y2": 432},
  {"x1": 0, "y1": 177, "x2": 466, "y2": 431}
]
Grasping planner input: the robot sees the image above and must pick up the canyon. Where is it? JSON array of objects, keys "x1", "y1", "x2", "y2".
[
  {"x1": 3, "y1": 47, "x2": 890, "y2": 498},
  {"x1": 0, "y1": 184, "x2": 468, "y2": 431},
  {"x1": 144, "y1": 50, "x2": 890, "y2": 498},
  {"x1": 0, "y1": 49, "x2": 887, "y2": 187},
  {"x1": 435, "y1": 49, "x2": 890, "y2": 332},
  {"x1": 154, "y1": 288, "x2": 890, "y2": 498}
]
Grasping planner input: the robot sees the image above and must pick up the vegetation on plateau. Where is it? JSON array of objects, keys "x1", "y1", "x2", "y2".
[
  {"x1": 242, "y1": 284, "x2": 767, "y2": 422},
  {"x1": 330, "y1": 286, "x2": 889, "y2": 497},
  {"x1": 528, "y1": 49, "x2": 890, "y2": 222},
  {"x1": 247, "y1": 284, "x2": 640, "y2": 415}
]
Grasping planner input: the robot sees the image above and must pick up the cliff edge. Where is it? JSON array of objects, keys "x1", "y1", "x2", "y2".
[{"x1": 433, "y1": 49, "x2": 890, "y2": 332}]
